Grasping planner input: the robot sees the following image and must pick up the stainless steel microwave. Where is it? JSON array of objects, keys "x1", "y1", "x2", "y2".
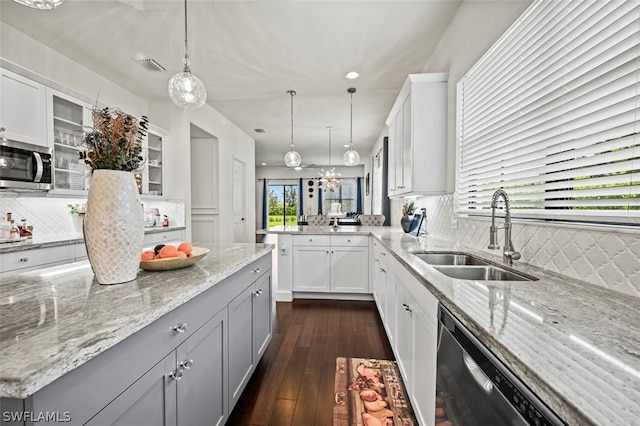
[{"x1": 0, "y1": 139, "x2": 52, "y2": 190}]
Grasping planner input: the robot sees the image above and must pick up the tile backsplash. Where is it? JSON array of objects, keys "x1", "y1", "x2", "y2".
[
  {"x1": 0, "y1": 194, "x2": 185, "y2": 242},
  {"x1": 394, "y1": 194, "x2": 640, "y2": 298}
]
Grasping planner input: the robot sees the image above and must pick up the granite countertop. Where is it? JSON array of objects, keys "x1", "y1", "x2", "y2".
[
  {"x1": 0, "y1": 242, "x2": 273, "y2": 399},
  {"x1": 0, "y1": 226, "x2": 186, "y2": 254},
  {"x1": 261, "y1": 225, "x2": 640, "y2": 426}
]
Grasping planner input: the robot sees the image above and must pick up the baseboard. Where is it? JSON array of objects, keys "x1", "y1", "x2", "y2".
[
  {"x1": 292, "y1": 292, "x2": 374, "y2": 301},
  {"x1": 276, "y1": 290, "x2": 293, "y2": 302}
]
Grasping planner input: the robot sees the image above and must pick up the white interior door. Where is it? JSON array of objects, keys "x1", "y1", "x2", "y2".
[
  {"x1": 232, "y1": 157, "x2": 246, "y2": 243},
  {"x1": 190, "y1": 125, "x2": 218, "y2": 243}
]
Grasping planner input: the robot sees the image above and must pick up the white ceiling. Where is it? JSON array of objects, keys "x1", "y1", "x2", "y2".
[{"x1": 0, "y1": 0, "x2": 464, "y2": 167}]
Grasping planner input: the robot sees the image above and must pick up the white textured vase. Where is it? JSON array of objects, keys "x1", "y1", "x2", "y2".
[{"x1": 84, "y1": 170, "x2": 144, "y2": 284}]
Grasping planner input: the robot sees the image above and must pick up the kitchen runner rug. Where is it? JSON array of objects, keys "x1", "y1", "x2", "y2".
[{"x1": 333, "y1": 357, "x2": 418, "y2": 426}]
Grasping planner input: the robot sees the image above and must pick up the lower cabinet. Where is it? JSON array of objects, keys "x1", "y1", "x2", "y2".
[
  {"x1": 292, "y1": 234, "x2": 369, "y2": 293},
  {"x1": 378, "y1": 244, "x2": 438, "y2": 426},
  {"x1": 228, "y1": 272, "x2": 272, "y2": 410},
  {"x1": 86, "y1": 309, "x2": 227, "y2": 426}
]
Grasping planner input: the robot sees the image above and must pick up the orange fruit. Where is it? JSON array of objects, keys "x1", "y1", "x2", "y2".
[
  {"x1": 178, "y1": 242, "x2": 193, "y2": 256},
  {"x1": 159, "y1": 245, "x2": 180, "y2": 258},
  {"x1": 176, "y1": 251, "x2": 187, "y2": 258},
  {"x1": 141, "y1": 251, "x2": 155, "y2": 261}
]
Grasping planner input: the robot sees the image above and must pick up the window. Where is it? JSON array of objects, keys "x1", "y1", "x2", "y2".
[
  {"x1": 323, "y1": 179, "x2": 357, "y2": 213},
  {"x1": 268, "y1": 184, "x2": 298, "y2": 226},
  {"x1": 456, "y1": 1, "x2": 639, "y2": 225}
]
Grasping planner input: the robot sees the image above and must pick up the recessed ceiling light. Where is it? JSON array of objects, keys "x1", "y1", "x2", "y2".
[
  {"x1": 343, "y1": 144, "x2": 350, "y2": 148},
  {"x1": 345, "y1": 71, "x2": 359, "y2": 80}
]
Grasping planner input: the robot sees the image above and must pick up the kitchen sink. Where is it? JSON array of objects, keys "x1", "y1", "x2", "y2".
[
  {"x1": 412, "y1": 252, "x2": 490, "y2": 266},
  {"x1": 412, "y1": 251, "x2": 537, "y2": 281},
  {"x1": 433, "y1": 265, "x2": 536, "y2": 281}
]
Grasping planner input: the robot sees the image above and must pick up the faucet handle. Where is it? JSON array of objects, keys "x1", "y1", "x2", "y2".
[{"x1": 504, "y1": 250, "x2": 521, "y2": 264}]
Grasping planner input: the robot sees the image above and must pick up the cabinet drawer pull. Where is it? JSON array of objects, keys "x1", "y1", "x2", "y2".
[
  {"x1": 253, "y1": 289, "x2": 263, "y2": 296},
  {"x1": 171, "y1": 323, "x2": 188, "y2": 333},
  {"x1": 380, "y1": 268, "x2": 386, "y2": 273},
  {"x1": 309, "y1": 238, "x2": 313, "y2": 242},
  {"x1": 169, "y1": 369, "x2": 183, "y2": 381},
  {"x1": 252, "y1": 267, "x2": 262, "y2": 274},
  {"x1": 402, "y1": 303, "x2": 412, "y2": 313},
  {"x1": 19, "y1": 257, "x2": 29, "y2": 262},
  {"x1": 381, "y1": 252, "x2": 386, "y2": 256},
  {"x1": 180, "y1": 359, "x2": 194, "y2": 370},
  {"x1": 347, "y1": 239, "x2": 351, "y2": 243}
]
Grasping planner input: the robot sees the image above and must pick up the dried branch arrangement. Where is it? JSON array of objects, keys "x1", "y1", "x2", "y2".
[{"x1": 80, "y1": 107, "x2": 148, "y2": 172}]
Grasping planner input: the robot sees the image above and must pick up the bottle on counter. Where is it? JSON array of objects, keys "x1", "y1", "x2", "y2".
[
  {"x1": 20, "y1": 219, "x2": 33, "y2": 239},
  {"x1": 163, "y1": 215, "x2": 169, "y2": 227}
]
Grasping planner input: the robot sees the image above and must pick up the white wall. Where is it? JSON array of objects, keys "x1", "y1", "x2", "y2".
[{"x1": 1, "y1": 21, "x2": 256, "y2": 244}]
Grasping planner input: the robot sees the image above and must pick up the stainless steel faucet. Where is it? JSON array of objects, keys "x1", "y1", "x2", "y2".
[{"x1": 488, "y1": 190, "x2": 521, "y2": 264}]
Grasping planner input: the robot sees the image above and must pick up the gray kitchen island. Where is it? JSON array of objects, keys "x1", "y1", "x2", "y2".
[{"x1": 0, "y1": 242, "x2": 273, "y2": 425}]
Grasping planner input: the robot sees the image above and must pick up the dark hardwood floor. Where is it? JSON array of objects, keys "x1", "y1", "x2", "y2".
[{"x1": 227, "y1": 299, "x2": 394, "y2": 425}]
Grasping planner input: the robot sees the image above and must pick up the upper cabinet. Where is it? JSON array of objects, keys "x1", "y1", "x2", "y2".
[
  {"x1": 47, "y1": 88, "x2": 93, "y2": 193},
  {"x1": 139, "y1": 125, "x2": 166, "y2": 197},
  {"x1": 0, "y1": 67, "x2": 48, "y2": 147},
  {"x1": 385, "y1": 73, "x2": 448, "y2": 198}
]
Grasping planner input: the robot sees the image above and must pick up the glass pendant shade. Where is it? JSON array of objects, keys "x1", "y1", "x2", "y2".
[
  {"x1": 168, "y1": 0, "x2": 207, "y2": 109},
  {"x1": 168, "y1": 60, "x2": 207, "y2": 109},
  {"x1": 13, "y1": 0, "x2": 63, "y2": 9},
  {"x1": 284, "y1": 150, "x2": 301, "y2": 167},
  {"x1": 343, "y1": 149, "x2": 360, "y2": 166},
  {"x1": 284, "y1": 90, "x2": 301, "y2": 167},
  {"x1": 343, "y1": 87, "x2": 360, "y2": 166}
]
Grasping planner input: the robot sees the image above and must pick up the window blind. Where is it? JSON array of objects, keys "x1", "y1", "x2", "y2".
[{"x1": 456, "y1": 0, "x2": 640, "y2": 225}]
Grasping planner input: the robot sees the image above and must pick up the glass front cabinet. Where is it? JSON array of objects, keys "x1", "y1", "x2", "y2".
[
  {"x1": 140, "y1": 125, "x2": 165, "y2": 197},
  {"x1": 46, "y1": 88, "x2": 92, "y2": 193}
]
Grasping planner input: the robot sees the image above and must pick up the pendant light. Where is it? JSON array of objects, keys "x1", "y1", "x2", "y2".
[
  {"x1": 13, "y1": 0, "x2": 63, "y2": 9},
  {"x1": 284, "y1": 90, "x2": 302, "y2": 167},
  {"x1": 319, "y1": 126, "x2": 342, "y2": 192},
  {"x1": 168, "y1": 0, "x2": 207, "y2": 109},
  {"x1": 343, "y1": 87, "x2": 360, "y2": 166}
]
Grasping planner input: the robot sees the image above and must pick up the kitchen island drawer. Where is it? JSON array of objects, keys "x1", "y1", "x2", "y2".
[{"x1": 292, "y1": 234, "x2": 330, "y2": 246}]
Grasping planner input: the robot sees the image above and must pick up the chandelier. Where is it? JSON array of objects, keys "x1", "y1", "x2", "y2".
[
  {"x1": 167, "y1": 0, "x2": 207, "y2": 109},
  {"x1": 319, "y1": 126, "x2": 342, "y2": 192}
]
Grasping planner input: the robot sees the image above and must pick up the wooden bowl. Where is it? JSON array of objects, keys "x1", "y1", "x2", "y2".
[{"x1": 140, "y1": 247, "x2": 209, "y2": 271}]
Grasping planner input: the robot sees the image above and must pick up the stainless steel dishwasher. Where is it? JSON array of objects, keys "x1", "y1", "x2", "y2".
[{"x1": 436, "y1": 304, "x2": 564, "y2": 426}]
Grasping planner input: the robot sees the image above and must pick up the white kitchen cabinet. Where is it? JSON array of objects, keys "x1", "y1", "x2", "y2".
[
  {"x1": 0, "y1": 244, "x2": 77, "y2": 275},
  {"x1": 386, "y1": 73, "x2": 448, "y2": 197},
  {"x1": 393, "y1": 260, "x2": 439, "y2": 426},
  {"x1": 292, "y1": 234, "x2": 369, "y2": 294},
  {"x1": 371, "y1": 238, "x2": 390, "y2": 321},
  {"x1": 47, "y1": 88, "x2": 93, "y2": 193},
  {"x1": 292, "y1": 244, "x2": 331, "y2": 291},
  {"x1": 143, "y1": 229, "x2": 185, "y2": 247},
  {"x1": 0, "y1": 67, "x2": 48, "y2": 147},
  {"x1": 139, "y1": 124, "x2": 166, "y2": 197}
]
